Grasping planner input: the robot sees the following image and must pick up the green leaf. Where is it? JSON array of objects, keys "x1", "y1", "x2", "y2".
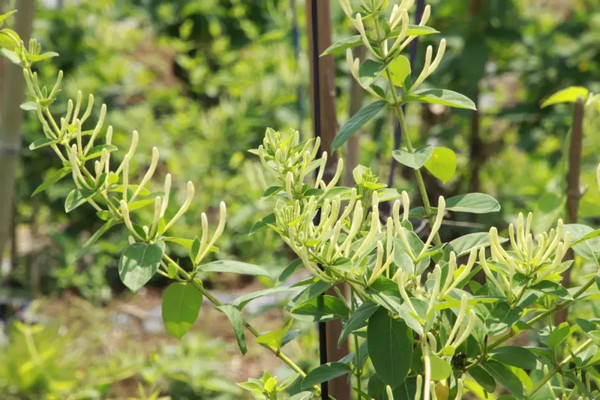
[
  {"x1": 331, "y1": 100, "x2": 387, "y2": 151},
  {"x1": 377, "y1": 188, "x2": 402, "y2": 202},
  {"x1": 84, "y1": 144, "x2": 118, "y2": 161},
  {"x1": 118, "y1": 242, "x2": 164, "y2": 292},
  {"x1": 429, "y1": 355, "x2": 452, "y2": 380},
  {"x1": 541, "y1": 86, "x2": 589, "y2": 108},
  {"x1": 32, "y1": 167, "x2": 71, "y2": 197},
  {"x1": 291, "y1": 295, "x2": 348, "y2": 321},
  {"x1": 234, "y1": 287, "x2": 298, "y2": 309},
  {"x1": 26, "y1": 52, "x2": 59, "y2": 63},
  {"x1": 0, "y1": 10, "x2": 17, "y2": 26},
  {"x1": 197, "y1": 260, "x2": 271, "y2": 277},
  {"x1": 468, "y1": 366, "x2": 496, "y2": 393},
  {"x1": 482, "y1": 360, "x2": 523, "y2": 398},
  {"x1": 368, "y1": 375, "x2": 417, "y2": 400},
  {"x1": 338, "y1": 302, "x2": 379, "y2": 347},
  {"x1": 0, "y1": 48, "x2": 20, "y2": 65},
  {"x1": 489, "y1": 346, "x2": 537, "y2": 370},
  {"x1": 301, "y1": 362, "x2": 351, "y2": 390},
  {"x1": 75, "y1": 220, "x2": 118, "y2": 260},
  {"x1": 29, "y1": 137, "x2": 56, "y2": 150},
  {"x1": 277, "y1": 258, "x2": 303, "y2": 284},
  {"x1": 249, "y1": 213, "x2": 276, "y2": 235},
  {"x1": 358, "y1": 59, "x2": 386, "y2": 87},
  {"x1": 368, "y1": 308, "x2": 413, "y2": 388},
  {"x1": 564, "y1": 224, "x2": 600, "y2": 263},
  {"x1": 64, "y1": 189, "x2": 96, "y2": 213},
  {"x1": 390, "y1": 24, "x2": 439, "y2": 38},
  {"x1": 321, "y1": 35, "x2": 361, "y2": 55},
  {"x1": 255, "y1": 319, "x2": 293, "y2": 349},
  {"x1": 446, "y1": 232, "x2": 499, "y2": 257},
  {"x1": 531, "y1": 280, "x2": 569, "y2": 297},
  {"x1": 445, "y1": 193, "x2": 501, "y2": 214},
  {"x1": 20, "y1": 101, "x2": 38, "y2": 111},
  {"x1": 392, "y1": 146, "x2": 433, "y2": 170},
  {"x1": 262, "y1": 185, "x2": 281, "y2": 197},
  {"x1": 389, "y1": 56, "x2": 411, "y2": 87},
  {"x1": 217, "y1": 304, "x2": 247, "y2": 355},
  {"x1": 424, "y1": 147, "x2": 456, "y2": 183},
  {"x1": 161, "y1": 282, "x2": 203, "y2": 339},
  {"x1": 548, "y1": 322, "x2": 571, "y2": 350},
  {"x1": 407, "y1": 88, "x2": 477, "y2": 110}
]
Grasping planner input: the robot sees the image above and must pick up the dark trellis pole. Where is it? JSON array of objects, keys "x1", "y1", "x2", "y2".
[
  {"x1": 309, "y1": 1, "x2": 328, "y2": 399},
  {"x1": 309, "y1": 2, "x2": 328, "y2": 398},
  {"x1": 557, "y1": 98, "x2": 585, "y2": 324},
  {"x1": 306, "y1": 1, "x2": 350, "y2": 399}
]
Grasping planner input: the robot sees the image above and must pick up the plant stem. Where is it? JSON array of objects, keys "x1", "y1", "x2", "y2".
[
  {"x1": 528, "y1": 338, "x2": 594, "y2": 398},
  {"x1": 487, "y1": 275, "x2": 597, "y2": 351},
  {"x1": 351, "y1": 289, "x2": 363, "y2": 400},
  {"x1": 162, "y1": 254, "x2": 320, "y2": 391},
  {"x1": 386, "y1": 79, "x2": 441, "y2": 245}
]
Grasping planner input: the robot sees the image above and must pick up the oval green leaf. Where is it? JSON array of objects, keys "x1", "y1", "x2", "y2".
[
  {"x1": 162, "y1": 282, "x2": 203, "y2": 339},
  {"x1": 541, "y1": 86, "x2": 589, "y2": 108},
  {"x1": 301, "y1": 362, "x2": 352, "y2": 389},
  {"x1": 392, "y1": 145, "x2": 434, "y2": 170},
  {"x1": 118, "y1": 242, "x2": 164, "y2": 292},
  {"x1": 390, "y1": 56, "x2": 411, "y2": 87},
  {"x1": 197, "y1": 260, "x2": 271, "y2": 277},
  {"x1": 367, "y1": 308, "x2": 413, "y2": 388},
  {"x1": 407, "y1": 88, "x2": 477, "y2": 110},
  {"x1": 332, "y1": 100, "x2": 387, "y2": 151},
  {"x1": 489, "y1": 346, "x2": 537, "y2": 370},
  {"x1": 424, "y1": 147, "x2": 456, "y2": 183},
  {"x1": 445, "y1": 193, "x2": 501, "y2": 214}
]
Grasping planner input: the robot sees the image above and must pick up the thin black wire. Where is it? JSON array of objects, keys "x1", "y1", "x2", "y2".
[{"x1": 309, "y1": 0, "x2": 328, "y2": 399}]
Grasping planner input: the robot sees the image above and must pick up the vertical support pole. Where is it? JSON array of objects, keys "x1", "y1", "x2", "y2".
[
  {"x1": 557, "y1": 98, "x2": 585, "y2": 324},
  {"x1": 306, "y1": 1, "x2": 350, "y2": 399},
  {"x1": 0, "y1": 0, "x2": 35, "y2": 273}
]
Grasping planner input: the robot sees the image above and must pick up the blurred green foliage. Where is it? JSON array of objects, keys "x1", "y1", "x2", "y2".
[
  {"x1": 0, "y1": 301, "x2": 241, "y2": 399},
  {"x1": 15, "y1": 0, "x2": 311, "y2": 300}
]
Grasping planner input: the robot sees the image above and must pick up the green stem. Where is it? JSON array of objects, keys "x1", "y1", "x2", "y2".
[
  {"x1": 371, "y1": 11, "x2": 441, "y2": 245},
  {"x1": 467, "y1": 275, "x2": 598, "y2": 372},
  {"x1": 528, "y1": 338, "x2": 594, "y2": 398},
  {"x1": 162, "y1": 254, "x2": 318, "y2": 391},
  {"x1": 387, "y1": 83, "x2": 441, "y2": 245},
  {"x1": 488, "y1": 275, "x2": 597, "y2": 351},
  {"x1": 351, "y1": 289, "x2": 363, "y2": 400}
]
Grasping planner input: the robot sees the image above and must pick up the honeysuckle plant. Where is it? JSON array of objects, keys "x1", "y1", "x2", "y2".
[{"x1": 2, "y1": 1, "x2": 600, "y2": 399}]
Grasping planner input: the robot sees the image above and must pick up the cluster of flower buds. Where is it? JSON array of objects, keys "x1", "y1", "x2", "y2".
[
  {"x1": 254, "y1": 128, "x2": 346, "y2": 199},
  {"x1": 341, "y1": 0, "x2": 444, "y2": 98},
  {"x1": 17, "y1": 36, "x2": 227, "y2": 265},
  {"x1": 482, "y1": 213, "x2": 571, "y2": 300}
]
